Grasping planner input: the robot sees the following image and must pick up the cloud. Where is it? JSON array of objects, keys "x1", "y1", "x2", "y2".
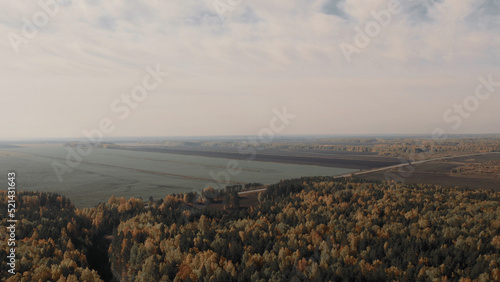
[
  {"x1": 465, "y1": 0, "x2": 500, "y2": 30},
  {"x1": 322, "y1": 0, "x2": 349, "y2": 19},
  {"x1": 97, "y1": 16, "x2": 117, "y2": 31},
  {"x1": 0, "y1": 0, "x2": 499, "y2": 138},
  {"x1": 401, "y1": 0, "x2": 443, "y2": 25}
]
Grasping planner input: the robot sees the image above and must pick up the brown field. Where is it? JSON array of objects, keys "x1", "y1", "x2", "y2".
[
  {"x1": 357, "y1": 153, "x2": 500, "y2": 192},
  {"x1": 121, "y1": 145, "x2": 401, "y2": 170}
]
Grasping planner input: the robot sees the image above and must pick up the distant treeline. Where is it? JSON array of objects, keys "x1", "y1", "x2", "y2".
[
  {"x1": 64, "y1": 142, "x2": 120, "y2": 149},
  {"x1": 138, "y1": 137, "x2": 500, "y2": 160}
]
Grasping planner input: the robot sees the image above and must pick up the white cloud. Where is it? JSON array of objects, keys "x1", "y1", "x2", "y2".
[{"x1": 0, "y1": 0, "x2": 499, "y2": 138}]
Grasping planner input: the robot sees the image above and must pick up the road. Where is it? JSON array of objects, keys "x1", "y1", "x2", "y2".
[
  {"x1": 340, "y1": 152, "x2": 500, "y2": 178},
  {"x1": 238, "y1": 188, "x2": 267, "y2": 196},
  {"x1": 239, "y1": 152, "x2": 500, "y2": 194}
]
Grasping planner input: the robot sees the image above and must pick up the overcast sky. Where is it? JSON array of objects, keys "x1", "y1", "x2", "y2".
[{"x1": 1, "y1": 0, "x2": 499, "y2": 139}]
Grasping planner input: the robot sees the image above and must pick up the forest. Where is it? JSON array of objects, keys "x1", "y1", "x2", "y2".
[
  {"x1": 1, "y1": 177, "x2": 499, "y2": 281},
  {"x1": 145, "y1": 136, "x2": 500, "y2": 160}
]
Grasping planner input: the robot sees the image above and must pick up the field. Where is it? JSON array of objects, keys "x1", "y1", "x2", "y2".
[
  {"x1": 357, "y1": 153, "x2": 500, "y2": 191},
  {"x1": 120, "y1": 144, "x2": 401, "y2": 169},
  {"x1": 1, "y1": 138, "x2": 499, "y2": 207},
  {"x1": 0, "y1": 144, "x2": 355, "y2": 207}
]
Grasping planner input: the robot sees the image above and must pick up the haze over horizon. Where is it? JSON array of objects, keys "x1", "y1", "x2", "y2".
[
  {"x1": 1, "y1": 0, "x2": 499, "y2": 139},
  {"x1": 2, "y1": 132, "x2": 500, "y2": 143}
]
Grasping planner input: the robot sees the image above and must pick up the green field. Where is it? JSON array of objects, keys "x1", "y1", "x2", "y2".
[{"x1": 0, "y1": 145, "x2": 355, "y2": 207}]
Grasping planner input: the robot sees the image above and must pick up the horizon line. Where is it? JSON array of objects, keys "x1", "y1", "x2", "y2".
[{"x1": 1, "y1": 133, "x2": 500, "y2": 142}]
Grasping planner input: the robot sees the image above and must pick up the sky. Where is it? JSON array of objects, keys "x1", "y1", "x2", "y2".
[{"x1": 1, "y1": 0, "x2": 499, "y2": 139}]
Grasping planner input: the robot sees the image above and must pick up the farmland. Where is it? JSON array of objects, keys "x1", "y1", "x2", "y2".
[
  {"x1": 0, "y1": 144, "x2": 355, "y2": 207},
  {"x1": 357, "y1": 153, "x2": 500, "y2": 192}
]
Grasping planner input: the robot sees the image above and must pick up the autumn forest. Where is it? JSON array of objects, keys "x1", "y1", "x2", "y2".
[{"x1": 1, "y1": 176, "x2": 499, "y2": 281}]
